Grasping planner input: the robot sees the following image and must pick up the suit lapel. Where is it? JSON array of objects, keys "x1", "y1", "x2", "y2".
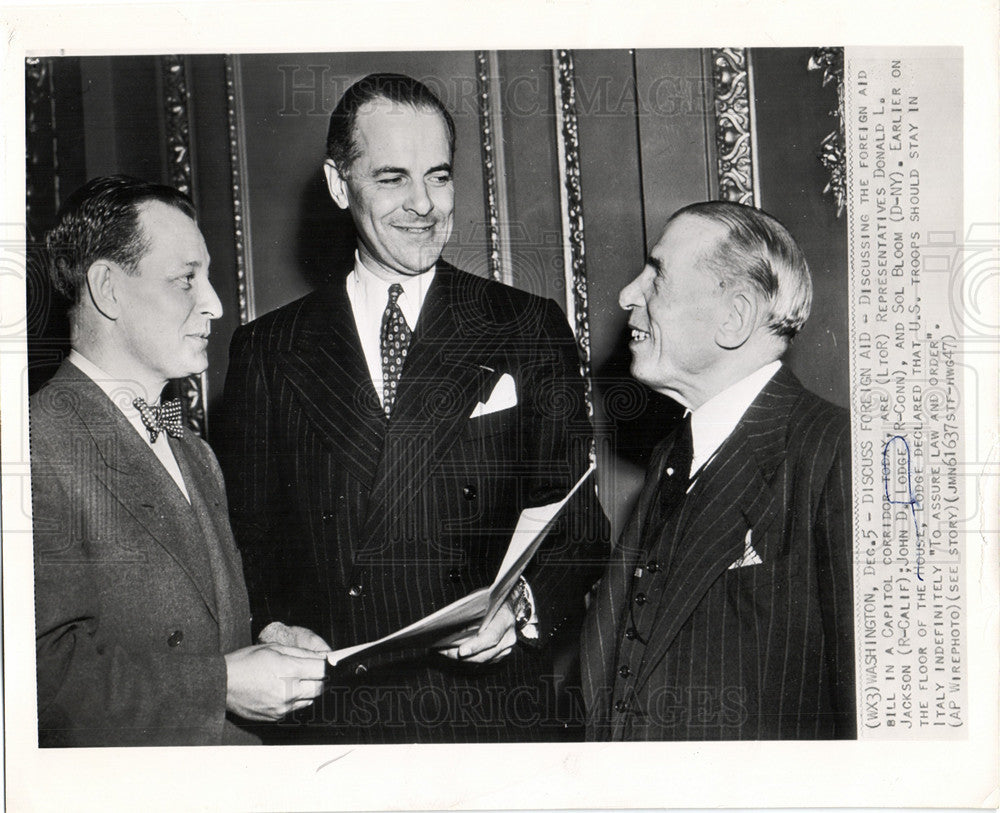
[
  {"x1": 633, "y1": 367, "x2": 803, "y2": 694},
  {"x1": 172, "y1": 436, "x2": 249, "y2": 643},
  {"x1": 60, "y1": 366, "x2": 221, "y2": 622},
  {"x1": 275, "y1": 278, "x2": 386, "y2": 490},
  {"x1": 360, "y1": 264, "x2": 498, "y2": 551}
]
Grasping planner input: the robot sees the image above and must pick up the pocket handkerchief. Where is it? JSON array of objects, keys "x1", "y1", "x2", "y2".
[
  {"x1": 728, "y1": 529, "x2": 764, "y2": 569},
  {"x1": 469, "y1": 373, "x2": 518, "y2": 418}
]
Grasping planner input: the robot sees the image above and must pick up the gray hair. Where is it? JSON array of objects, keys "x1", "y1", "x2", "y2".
[{"x1": 672, "y1": 200, "x2": 813, "y2": 339}]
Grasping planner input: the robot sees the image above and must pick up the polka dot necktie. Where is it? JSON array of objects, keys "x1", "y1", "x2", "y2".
[{"x1": 380, "y1": 283, "x2": 412, "y2": 418}]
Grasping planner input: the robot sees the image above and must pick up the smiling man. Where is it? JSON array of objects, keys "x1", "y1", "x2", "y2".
[
  {"x1": 217, "y1": 73, "x2": 607, "y2": 743},
  {"x1": 580, "y1": 201, "x2": 856, "y2": 741},
  {"x1": 31, "y1": 176, "x2": 328, "y2": 747}
]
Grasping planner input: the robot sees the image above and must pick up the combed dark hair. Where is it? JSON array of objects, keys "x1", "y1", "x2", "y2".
[
  {"x1": 671, "y1": 200, "x2": 813, "y2": 339},
  {"x1": 45, "y1": 175, "x2": 196, "y2": 303},
  {"x1": 325, "y1": 72, "x2": 456, "y2": 170}
]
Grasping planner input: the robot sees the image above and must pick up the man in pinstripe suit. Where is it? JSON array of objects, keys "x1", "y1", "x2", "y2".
[
  {"x1": 581, "y1": 201, "x2": 856, "y2": 740},
  {"x1": 218, "y1": 74, "x2": 607, "y2": 743}
]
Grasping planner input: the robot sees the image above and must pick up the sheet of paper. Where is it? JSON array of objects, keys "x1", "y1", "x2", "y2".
[{"x1": 326, "y1": 464, "x2": 595, "y2": 666}]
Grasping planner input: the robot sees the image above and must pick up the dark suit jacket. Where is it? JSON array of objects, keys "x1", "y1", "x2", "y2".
[
  {"x1": 31, "y1": 361, "x2": 257, "y2": 746},
  {"x1": 581, "y1": 366, "x2": 855, "y2": 740},
  {"x1": 217, "y1": 261, "x2": 607, "y2": 743}
]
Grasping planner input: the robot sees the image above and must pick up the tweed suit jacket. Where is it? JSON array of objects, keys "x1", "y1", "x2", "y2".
[
  {"x1": 581, "y1": 366, "x2": 856, "y2": 740},
  {"x1": 217, "y1": 261, "x2": 608, "y2": 743},
  {"x1": 31, "y1": 361, "x2": 257, "y2": 746}
]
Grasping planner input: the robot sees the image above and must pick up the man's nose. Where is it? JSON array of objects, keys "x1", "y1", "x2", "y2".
[
  {"x1": 403, "y1": 180, "x2": 433, "y2": 217},
  {"x1": 618, "y1": 274, "x2": 644, "y2": 311},
  {"x1": 200, "y1": 278, "x2": 223, "y2": 320}
]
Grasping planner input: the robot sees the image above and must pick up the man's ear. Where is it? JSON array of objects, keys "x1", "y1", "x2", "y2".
[
  {"x1": 715, "y1": 289, "x2": 759, "y2": 350},
  {"x1": 85, "y1": 261, "x2": 121, "y2": 321},
  {"x1": 323, "y1": 159, "x2": 351, "y2": 210}
]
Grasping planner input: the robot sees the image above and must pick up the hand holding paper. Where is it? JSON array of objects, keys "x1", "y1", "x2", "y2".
[
  {"x1": 326, "y1": 463, "x2": 596, "y2": 668},
  {"x1": 435, "y1": 592, "x2": 518, "y2": 664}
]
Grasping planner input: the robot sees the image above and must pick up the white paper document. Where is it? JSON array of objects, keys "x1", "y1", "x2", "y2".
[{"x1": 326, "y1": 463, "x2": 596, "y2": 667}]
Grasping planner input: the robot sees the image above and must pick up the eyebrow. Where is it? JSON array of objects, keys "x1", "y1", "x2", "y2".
[
  {"x1": 369, "y1": 163, "x2": 453, "y2": 176},
  {"x1": 646, "y1": 255, "x2": 664, "y2": 274}
]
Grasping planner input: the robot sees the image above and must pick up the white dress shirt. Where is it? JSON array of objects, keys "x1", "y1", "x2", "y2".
[
  {"x1": 67, "y1": 350, "x2": 190, "y2": 502},
  {"x1": 345, "y1": 252, "x2": 436, "y2": 406},
  {"x1": 688, "y1": 360, "x2": 782, "y2": 480}
]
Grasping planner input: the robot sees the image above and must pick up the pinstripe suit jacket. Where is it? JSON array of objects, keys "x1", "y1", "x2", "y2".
[
  {"x1": 581, "y1": 366, "x2": 856, "y2": 740},
  {"x1": 32, "y1": 361, "x2": 257, "y2": 746},
  {"x1": 217, "y1": 262, "x2": 607, "y2": 743}
]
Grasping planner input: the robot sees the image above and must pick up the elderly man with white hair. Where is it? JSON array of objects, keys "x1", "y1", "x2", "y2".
[{"x1": 581, "y1": 200, "x2": 855, "y2": 741}]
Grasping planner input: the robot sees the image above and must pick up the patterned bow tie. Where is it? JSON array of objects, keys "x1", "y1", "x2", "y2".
[{"x1": 133, "y1": 397, "x2": 184, "y2": 442}]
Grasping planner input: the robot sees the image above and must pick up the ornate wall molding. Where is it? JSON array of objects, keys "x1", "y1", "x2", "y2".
[
  {"x1": 710, "y1": 48, "x2": 760, "y2": 207},
  {"x1": 25, "y1": 58, "x2": 57, "y2": 233},
  {"x1": 475, "y1": 51, "x2": 513, "y2": 285},
  {"x1": 808, "y1": 47, "x2": 847, "y2": 217},
  {"x1": 225, "y1": 54, "x2": 256, "y2": 327},
  {"x1": 552, "y1": 49, "x2": 593, "y2": 417},
  {"x1": 161, "y1": 55, "x2": 206, "y2": 436}
]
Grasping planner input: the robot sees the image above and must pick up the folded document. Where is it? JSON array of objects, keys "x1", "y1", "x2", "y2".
[{"x1": 326, "y1": 463, "x2": 596, "y2": 667}]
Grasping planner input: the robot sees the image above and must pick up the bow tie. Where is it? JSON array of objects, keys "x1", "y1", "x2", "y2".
[{"x1": 133, "y1": 397, "x2": 184, "y2": 442}]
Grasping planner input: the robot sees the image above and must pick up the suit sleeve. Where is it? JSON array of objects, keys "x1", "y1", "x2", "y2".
[
  {"x1": 814, "y1": 421, "x2": 858, "y2": 738},
  {"x1": 519, "y1": 298, "x2": 610, "y2": 643},
  {"x1": 215, "y1": 323, "x2": 296, "y2": 634},
  {"x1": 31, "y1": 426, "x2": 229, "y2": 747}
]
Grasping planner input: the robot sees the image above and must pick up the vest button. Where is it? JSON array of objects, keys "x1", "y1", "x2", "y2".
[
  {"x1": 625, "y1": 626, "x2": 638, "y2": 640},
  {"x1": 348, "y1": 584, "x2": 363, "y2": 598},
  {"x1": 618, "y1": 665, "x2": 632, "y2": 678},
  {"x1": 647, "y1": 559, "x2": 661, "y2": 573},
  {"x1": 354, "y1": 663, "x2": 368, "y2": 676},
  {"x1": 448, "y1": 567, "x2": 462, "y2": 582},
  {"x1": 462, "y1": 485, "x2": 477, "y2": 501},
  {"x1": 634, "y1": 592, "x2": 647, "y2": 606},
  {"x1": 167, "y1": 630, "x2": 183, "y2": 647},
  {"x1": 614, "y1": 700, "x2": 627, "y2": 713}
]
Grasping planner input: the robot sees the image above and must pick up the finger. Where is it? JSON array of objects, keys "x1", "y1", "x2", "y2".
[
  {"x1": 269, "y1": 643, "x2": 332, "y2": 660},
  {"x1": 295, "y1": 677, "x2": 328, "y2": 699},
  {"x1": 487, "y1": 645, "x2": 514, "y2": 663},
  {"x1": 289, "y1": 698, "x2": 315, "y2": 714},
  {"x1": 436, "y1": 647, "x2": 460, "y2": 660}
]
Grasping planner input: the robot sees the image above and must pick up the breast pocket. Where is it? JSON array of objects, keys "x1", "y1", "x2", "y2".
[{"x1": 462, "y1": 404, "x2": 519, "y2": 442}]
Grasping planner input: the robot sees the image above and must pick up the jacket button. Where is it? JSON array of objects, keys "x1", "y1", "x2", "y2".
[
  {"x1": 322, "y1": 511, "x2": 336, "y2": 523},
  {"x1": 462, "y1": 485, "x2": 477, "y2": 501},
  {"x1": 647, "y1": 559, "x2": 660, "y2": 573},
  {"x1": 618, "y1": 664, "x2": 632, "y2": 678},
  {"x1": 614, "y1": 700, "x2": 627, "y2": 713},
  {"x1": 348, "y1": 584, "x2": 363, "y2": 598},
  {"x1": 167, "y1": 630, "x2": 183, "y2": 647},
  {"x1": 634, "y1": 592, "x2": 647, "y2": 606},
  {"x1": 448, "y1": 567, "x2": 462, "y2": 582},
  {"x1": 625, "y1": 626, "x2": 638, "y2": 640},
  {"x1": 354, "y1": 663, "x2": 367, "y2": 676}
]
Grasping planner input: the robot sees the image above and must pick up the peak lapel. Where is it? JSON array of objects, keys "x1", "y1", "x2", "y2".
[
  {"x1": 633, "y1": 367, "x2": 802, "y2": 693},
  {"x1": 359, "y1": 266, "x2": 496, "y2": 554},
  {"x1": 275, "y1": 280, "x2": 386, "y2": 490}
]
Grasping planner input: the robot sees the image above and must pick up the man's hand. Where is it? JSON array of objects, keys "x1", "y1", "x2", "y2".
[
  {"x1": 435, "y1": 602, "x2": 517, "y2": 665},
  {"x1": 258, "y1": 621, "x2": 331, "y2": 652},
  {"x1": 224, "y1": 644, "x2": 328, "y2": 722}
]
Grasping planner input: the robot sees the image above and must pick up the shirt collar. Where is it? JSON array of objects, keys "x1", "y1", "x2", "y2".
[
  {"x1": 689, "y1": 359, "x2": 782, "y2": 474},
  {"x1": 67, "y1": 349, "x2": 157, "y2": 418},
  {"x1": 351, "y1": 251, "x2": 436, "y2": 329}
]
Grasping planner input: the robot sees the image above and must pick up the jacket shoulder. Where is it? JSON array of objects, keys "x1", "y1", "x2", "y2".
[{"x1": 445, "y1": 264, "x2": 569, "y2": 337}]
